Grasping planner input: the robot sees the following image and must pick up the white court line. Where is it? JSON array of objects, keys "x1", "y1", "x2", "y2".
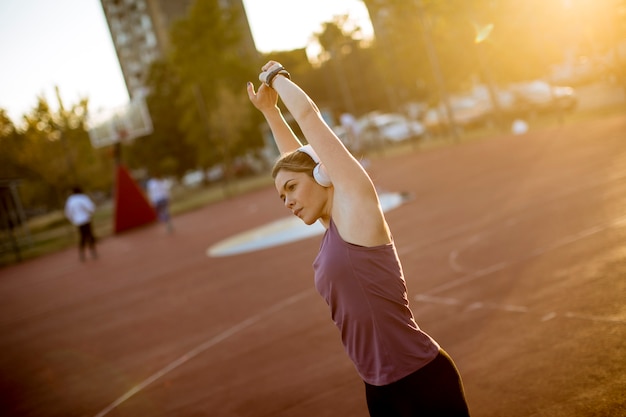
[
  {"x1": 429, "y1": 215, "x2": 626, "y2": 296},
  {"x1": 428, "y1": 262, "x2": 508, "y2": 295},
  {"x1": 448, "y1": 234, "x2": 485, "y2": 273},
  {"x1": 564, "y1": 312, "x2": 626, "y2": 324},
  {"x1": 416, "y1": 215, "x2": 626, "y2": 326},
  {"x1": 448, "y1": 249, "x2": 465, "y2": 273},
  {"x1": 402, "y1": 168, "x2": 626, "y2": 259},
  {"x1": 93, "y1": 289, "x2": 314, "y2": 417},
  {"x1": 416, "y1": 294, "x2": 528, "y2": 314},
  {"x1": 414, "y1": 294, "x2": 626, "y2": 324},
  {"x1": 415, "y1": 169, "x2": 626, "y2": 269}
]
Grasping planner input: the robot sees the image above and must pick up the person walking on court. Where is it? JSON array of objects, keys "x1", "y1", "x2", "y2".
[
  {"x1": 247, "y1": 61, "x2": 470, "y2": 416},
  {"x1": 147, "y1": 172, "x2": 173, "y2": 233},
  {"x1": 65, "y1": 186, "x2": 98, "y2": 261}
]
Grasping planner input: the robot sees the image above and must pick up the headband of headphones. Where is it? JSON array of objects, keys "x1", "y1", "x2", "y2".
[{"x1": 297, "y1": 145, "x2": 332, "y2": 187}]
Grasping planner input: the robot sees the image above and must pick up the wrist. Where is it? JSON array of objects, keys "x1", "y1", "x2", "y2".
[
  {"x1": 271, "y1": 71, "x2": 290, "y2": 88},
  {"x1": 264, "y1": 66, "x2": 291, "y2": 88},
  {"x1": 261, "y1": 106, "x2": 282, "y2": 118}
]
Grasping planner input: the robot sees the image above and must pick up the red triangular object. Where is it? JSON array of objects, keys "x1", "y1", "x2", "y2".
[{"x1": 114, "y1": 165, "x2": 157, "y2": 234}]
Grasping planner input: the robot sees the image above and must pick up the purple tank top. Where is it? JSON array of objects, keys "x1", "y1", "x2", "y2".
[{"x1": 313, "y1": 219, "x2": 439, "y2": 386}]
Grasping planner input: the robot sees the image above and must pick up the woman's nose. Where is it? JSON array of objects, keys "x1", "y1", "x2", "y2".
[{"x1": 284, "y1": 196, "x2": 294, "y2": 209}]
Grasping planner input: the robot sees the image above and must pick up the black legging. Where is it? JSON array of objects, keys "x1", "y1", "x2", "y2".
[
  {"x1": 364, "y1": 349, "x2": 470, "y2": 417},
  {"x1": 78, "y1": 222, "x2": 96, "y2": 252}
]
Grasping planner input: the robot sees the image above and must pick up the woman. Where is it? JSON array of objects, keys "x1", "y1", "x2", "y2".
[{"x1": 247, "y1": 61, "x2": 470, "y2": 416}]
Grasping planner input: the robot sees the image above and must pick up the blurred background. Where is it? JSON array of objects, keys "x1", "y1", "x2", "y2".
[{"x1": 1, "y1": 0, "x2": 625, "y2": 265}]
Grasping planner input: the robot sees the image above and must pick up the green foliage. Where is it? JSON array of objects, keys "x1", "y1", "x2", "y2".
[
  {"x1": 360, "y1": 0, "x2": 625, "y2": 101},
  {"x1": 123, "y1": 60, "x2": 195, "y2": 179},
  {"x1": 0, "y1": 92, "x2": 114, "y2": 213},
  {"x1": 0, "y1": 110, "x2": 25, "y2": 178},
  {"x1": 163, "y1": 0, "x2": 260, "y2": 174}
]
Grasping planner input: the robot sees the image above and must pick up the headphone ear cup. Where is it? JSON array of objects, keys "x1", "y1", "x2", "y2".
[
  {"x1": 296, "y1": 145, "x2": 332, "y2": 187},
  {"x1": 313, "y1": 163, "x2": 332, "y2": 187}
]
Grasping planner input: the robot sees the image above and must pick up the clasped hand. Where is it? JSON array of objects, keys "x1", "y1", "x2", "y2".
[
  {"x1": 246, "y1": 61, "x2": 283, "y2": 112},
  {"x1": 259, "y1": 60, "x2": 283, "y2": 85}
]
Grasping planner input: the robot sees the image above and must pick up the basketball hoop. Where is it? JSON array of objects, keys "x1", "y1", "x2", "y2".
[
  {"x1": 87, "y1": 98, "x2": 153, "y2": 148},
  {"x1": 116, "y1": 127, "x2": 130, "y2": 145}
]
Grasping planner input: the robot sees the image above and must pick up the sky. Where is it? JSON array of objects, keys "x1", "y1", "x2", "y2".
[{"x1": 0, "y1": 0, "x2": 372, "y2": 123}]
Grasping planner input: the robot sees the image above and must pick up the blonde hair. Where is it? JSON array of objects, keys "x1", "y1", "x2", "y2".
[{"x1": 271, "y1": 149, "x2": 316, "y2": 180}]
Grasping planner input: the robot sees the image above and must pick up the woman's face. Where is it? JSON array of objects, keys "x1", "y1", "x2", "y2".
[{"x1": 275, "y1": 169, "x2": 329, "y2": 225}]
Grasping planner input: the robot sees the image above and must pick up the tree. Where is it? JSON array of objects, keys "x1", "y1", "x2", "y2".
[
  {"x1": 167, "y1": 0, "x2": 259, "y2": 176},
  {"x1": 0, "y1": 110, "x2": 24, "y2": 179},
  {"x1": 124, "y1": 60, "x2": 196, "y2": 179},
  {"x1": 207, "y1": 85, "x2": 254, "y2": 183},
  {"x1": 1, "y1": 91, "x2": 113, "y2": 212},
  {"x1": 310, "y1": 16, "x2": 389, "y2": 116},
  {"x1": 363, "y1": 0, "x2": 626, "y2": 92}
]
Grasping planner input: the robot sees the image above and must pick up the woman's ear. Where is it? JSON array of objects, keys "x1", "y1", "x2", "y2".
[{"x1": 297, "y1": 145, "x2": 332, "y2": 187}]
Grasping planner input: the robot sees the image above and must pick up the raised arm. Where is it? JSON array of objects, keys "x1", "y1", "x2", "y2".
[
  {"x1": 255, "y1": 61, "x2": 391, "y2": 246},
  {"x1": 247, "y1": 81, "x2": 301, "y2": 154},
  {"x1": 256, "y1": 62, "x2": 368, "y2": 193}
]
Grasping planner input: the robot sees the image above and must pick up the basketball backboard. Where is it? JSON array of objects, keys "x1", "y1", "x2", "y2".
[{"x1": 87, "y1": 98, "x2": 153, "y2": 148}]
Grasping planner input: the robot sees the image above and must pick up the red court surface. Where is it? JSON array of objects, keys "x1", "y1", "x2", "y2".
[{"x1": 1, "y1": 115, "x2": 625, "y2": 417}]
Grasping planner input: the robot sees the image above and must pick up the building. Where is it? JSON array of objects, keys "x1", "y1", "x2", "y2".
[{"x1": 99, "y1": 0, "x2": 257, "y2": 100}]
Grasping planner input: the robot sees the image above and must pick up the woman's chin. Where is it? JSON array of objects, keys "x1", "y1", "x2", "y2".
[{"x1": 302, "y1": 217, "x2": 317, "y2": 226}]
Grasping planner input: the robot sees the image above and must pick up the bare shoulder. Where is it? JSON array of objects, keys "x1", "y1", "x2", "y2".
[{"x1": 332, "y1": 188, "x2": 391, "y2": 247}]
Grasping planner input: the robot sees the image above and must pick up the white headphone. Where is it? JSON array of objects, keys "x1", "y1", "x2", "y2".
[{"x1": 297, "y1": 145, "x2": 332, "y2": 187}]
